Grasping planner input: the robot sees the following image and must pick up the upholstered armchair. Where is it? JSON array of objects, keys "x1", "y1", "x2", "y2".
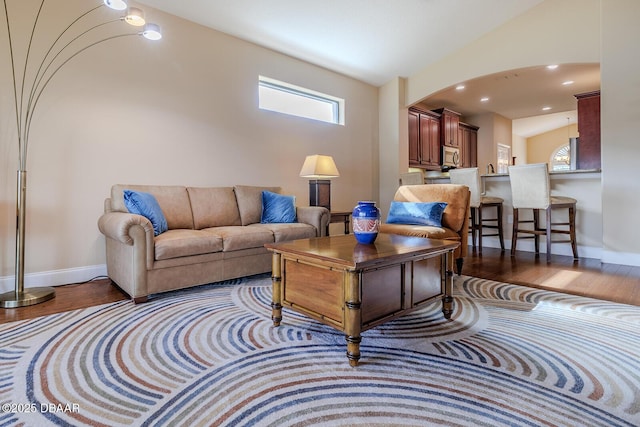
[{"x1": 380, "y1": 184, "x2": 471, "y2": 274}]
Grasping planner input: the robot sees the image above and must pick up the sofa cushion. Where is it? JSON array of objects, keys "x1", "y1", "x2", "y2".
[
  {"x1": 154, "y1": 229, "x2": 223, "y2": 261},
  {"x1": 112, "y1": 185, "x2": 195, "y2": 230},
  {"x1": 234, "y1": 185, "x2": 281, "y2": 226},
  {"x1": 261, "y1": 191, "x2": 296, "y2": 223},
  {"x1": 123, "y1": 190, "x2": 169, "y2": 236},
  {"x1": 203, "y1": 226, "x2": 275, "y2": 251},
  {"x1": 386, "y1": 201, "x2": 447, "y2": 227},
  {"x1": 250, "y1": 223, "x2": 316, "y2": 242},
  {"x1": 187, "y1": 187, "x2": 242, "y2": 229}
]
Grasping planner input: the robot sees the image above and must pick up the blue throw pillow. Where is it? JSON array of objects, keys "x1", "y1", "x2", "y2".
[
  {"x1": 261, "y1": 191, "x2": 296, "y2": 224},
  {"x1": 386, "y1": 201, "x2": 447, "y2": 227},
  {"x1": 123, "y1": 190, "x2": 168, "y2": 236}
]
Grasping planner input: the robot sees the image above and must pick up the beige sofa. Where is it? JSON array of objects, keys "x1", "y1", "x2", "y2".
[
  {"x1": 380, "y1": 184, "x2": 471, "y2": 275},
  {"x1": 98, "y1": 184, "x2": 329, "y2": 303}
]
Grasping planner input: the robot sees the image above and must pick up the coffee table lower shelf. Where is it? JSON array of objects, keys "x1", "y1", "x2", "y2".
[{"x1": 266, "y1": 234, "x2": 458, "y2": 366}]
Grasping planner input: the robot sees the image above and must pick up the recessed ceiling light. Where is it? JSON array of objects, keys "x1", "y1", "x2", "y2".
[
  {"x1": 562, "y1": 80, "x2": 574, "y2": 85},
  {"x1": 547, "y1": 64, "x2": 559, "y2": 70},
  {"x1": 455, "y1": 84, "x2": 465, "y2": 90},
  {"x1": 480, "y1": 97, "x2": 489, "y2": 102},
  {"x1": 542, "y1": 106, "x2": 552, "y2": 111}
]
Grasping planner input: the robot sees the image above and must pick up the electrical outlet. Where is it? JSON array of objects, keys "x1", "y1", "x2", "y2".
[{"x1": 507, "y1": 214, "x2": 513, "y2": 224}]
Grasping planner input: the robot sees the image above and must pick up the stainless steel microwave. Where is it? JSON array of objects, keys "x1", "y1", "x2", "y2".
[{"x1": 442, "y1": 146, "x2": 460, "y2": 168}]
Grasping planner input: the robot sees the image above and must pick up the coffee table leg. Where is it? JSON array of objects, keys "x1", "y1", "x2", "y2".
[
  {"x1": 344, "y1": 271, "x2": 362, "y2": 366},
  {"x1": 442, "y1": 251, "x2": 454, "y2": 319},
  {"x1": 271, "y1": 252, "x2": 283, "y2": 326}
]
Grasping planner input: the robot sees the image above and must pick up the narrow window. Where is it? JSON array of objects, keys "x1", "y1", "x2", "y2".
[{"x1": 258, "y1": 76, "x2": 344, "y2": 125}]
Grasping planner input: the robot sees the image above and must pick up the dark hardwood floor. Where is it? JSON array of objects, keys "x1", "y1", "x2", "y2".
[
  {"x1": 463, "y1": 247, "x2": 640, "y2": 306},
  {"x1": 1, "y1": 248, "x2": 639, "y2": 324},
  {"x1": 0, "y1": 277, "x2": 127, "y2": 324}
]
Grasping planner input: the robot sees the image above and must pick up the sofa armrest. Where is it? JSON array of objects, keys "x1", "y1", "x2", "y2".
[
  {"x1": 98, "y1": 212, "x2": 154, "y2": 246},
  {"x1": 97, "y1": 212, "x2": 156, "y2": 301},
  {"x1": 296, "y1": 206, "x2": 330, "y2": 237}
]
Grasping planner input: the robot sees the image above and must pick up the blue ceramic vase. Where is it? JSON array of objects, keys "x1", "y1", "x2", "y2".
[{"x1": 352, "y1": 201, "x2": 380, "y2": 244}]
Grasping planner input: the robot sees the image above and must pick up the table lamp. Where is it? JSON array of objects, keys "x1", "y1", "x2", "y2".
[{"x1": 299, "y1": 155, "x2": 340, "y2": 210}]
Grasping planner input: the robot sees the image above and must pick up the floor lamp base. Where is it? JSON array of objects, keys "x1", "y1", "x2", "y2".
[{"x1": 0, "y1": 287, "x2": 55, "y2": 308}]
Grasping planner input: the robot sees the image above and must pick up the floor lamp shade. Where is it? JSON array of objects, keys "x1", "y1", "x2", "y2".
[{"x1": 299, "y1": 155, "x2": 340, "y2": 210}]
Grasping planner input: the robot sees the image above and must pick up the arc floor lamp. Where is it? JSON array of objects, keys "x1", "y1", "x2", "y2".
[{"x1": 0, "y1": 0, "x2": 162, "y2": 308}]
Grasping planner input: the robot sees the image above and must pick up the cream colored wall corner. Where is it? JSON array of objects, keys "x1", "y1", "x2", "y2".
[
  {"x1": 0, "y1": 3, "x2": 379, "y2": 290},
  {"x1": 378, "y1": 77, "x2": 407, "y2": 220}
]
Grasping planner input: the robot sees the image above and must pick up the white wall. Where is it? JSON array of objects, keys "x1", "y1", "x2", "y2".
[
  {"x1": 0, "y1": 1, "x2": 378, "y2": 290},
  {"x1": 600, "y1": 0, "x2": 640, "y2": 264},
  {"x1": 467, "y1": 113, "x2": 497, "y2": 174},
  {"x1": 511, "y1": 134, "x2": 528, "y2": 165}
]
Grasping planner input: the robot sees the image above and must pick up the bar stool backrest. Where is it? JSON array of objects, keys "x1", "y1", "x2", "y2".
[
  {"x1": 508, "y1": 163, "x2": 551, "y2": 209},
  {"x1": 449, "y1": 168, "x2": 481, "y2": 208},
  {"x1": 399, "y1": 171, "x2": 424, "y2": 185}
]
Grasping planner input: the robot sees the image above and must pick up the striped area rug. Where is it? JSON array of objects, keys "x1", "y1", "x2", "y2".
[{"x1": 1, "y1": 275, "x2": 639, "y2": 426}]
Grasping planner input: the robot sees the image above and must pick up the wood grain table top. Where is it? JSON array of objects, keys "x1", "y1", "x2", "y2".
[{"x1": 265, "y1": 233, "x2": 459, "y2": 270}]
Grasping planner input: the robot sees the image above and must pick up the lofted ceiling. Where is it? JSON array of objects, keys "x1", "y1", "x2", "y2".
[{"x1": 138, "y1": 0, "x2": 600, "y2": 137}]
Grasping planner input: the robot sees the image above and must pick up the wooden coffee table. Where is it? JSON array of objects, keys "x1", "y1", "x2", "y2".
[{"x1": 265, "y1": 233, "x2": 459, "y2": 366}]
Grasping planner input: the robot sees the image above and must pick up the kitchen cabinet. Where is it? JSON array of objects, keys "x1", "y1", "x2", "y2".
[
  {"x1": 575, "y1": 90, "x2": 600, "y2": 170},
  {"x1": 409, "y1": 106, "x2": 478, "y2": 170},
  {"x1": 409, "y1": 108, "x2": 440, "y2": 169},
  {"x1": 459, "y1": 122, "x2": 479, "y2": 168},
  {"x1": 433, "y1": 108, "x2": 460, "y2": 147}
]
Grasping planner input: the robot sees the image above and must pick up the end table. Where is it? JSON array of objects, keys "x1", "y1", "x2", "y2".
[{"x1": 327, "y1": 211, "x2": 351, "y2": 236}]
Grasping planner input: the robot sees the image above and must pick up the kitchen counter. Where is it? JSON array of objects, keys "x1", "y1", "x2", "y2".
[
  {"x1": 480, "y1": 168, "x2": 601, "y2": 178},
  {"x1": 424, "y1": 168, "x2": 601, "y2": 182}
]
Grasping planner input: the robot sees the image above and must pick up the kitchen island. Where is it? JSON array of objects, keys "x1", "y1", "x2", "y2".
[{"x1": 425, "y1": 169, "x2": 602, "y2": 259}]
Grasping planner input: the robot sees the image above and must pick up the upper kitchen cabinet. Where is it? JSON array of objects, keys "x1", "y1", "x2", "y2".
[
  {"x1": 409, "y1": 107, "x2": 441, "y2": 169},
  {"x1": 459, "y1": 122, "x2": 479, "y2": 168},
  {"x1": 575, "y1": 90, "x2": 601, "y2": 170},
  {"x1": 433, "y1": 108, "x2": 460, "y2": 147}
]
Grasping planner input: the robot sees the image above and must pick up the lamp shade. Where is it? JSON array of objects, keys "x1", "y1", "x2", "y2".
[
  {"x1": 142, "y1": 23, "x2": 162, "y2": 40},
  {"x1": 104, "y1": 0, "x2": 128, "y2": 11},
  {"x1": 125, "y1": 7, "x2": 145, "y2": 26},
  {"x1": 299, "y1": 155, "x2": 340, "y2": 178}
]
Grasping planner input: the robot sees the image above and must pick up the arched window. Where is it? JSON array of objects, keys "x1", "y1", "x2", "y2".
[{"x1": 550, "y1": 144, "x2": 571, "y2": 171}]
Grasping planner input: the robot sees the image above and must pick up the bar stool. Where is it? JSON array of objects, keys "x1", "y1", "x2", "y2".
[
  {"x1": 449, "y1": 167, "x2": 504, "y2": 252},
  {"x1": 508, "y1": 163, "x2": 578, "y2": 261}
]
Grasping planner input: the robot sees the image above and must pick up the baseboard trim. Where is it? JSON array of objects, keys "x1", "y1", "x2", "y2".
[
  {"x1": 601, "y1": 250, "x2": 640, "y2": 267},
  {"x1": 0, "y1": 265, "x2": 107, "y2": 294}
]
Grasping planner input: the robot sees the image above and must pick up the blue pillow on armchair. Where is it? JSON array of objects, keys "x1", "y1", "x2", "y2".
[
  {"x1": 386, "y1": 201, "x2": 447, "y2": 227},
  {"x1": 261, "y1": 191, "x2": 296, "y2": 223},
  {"x1": 123, "y1": 190, "x2": 168, "y2": 236}
]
